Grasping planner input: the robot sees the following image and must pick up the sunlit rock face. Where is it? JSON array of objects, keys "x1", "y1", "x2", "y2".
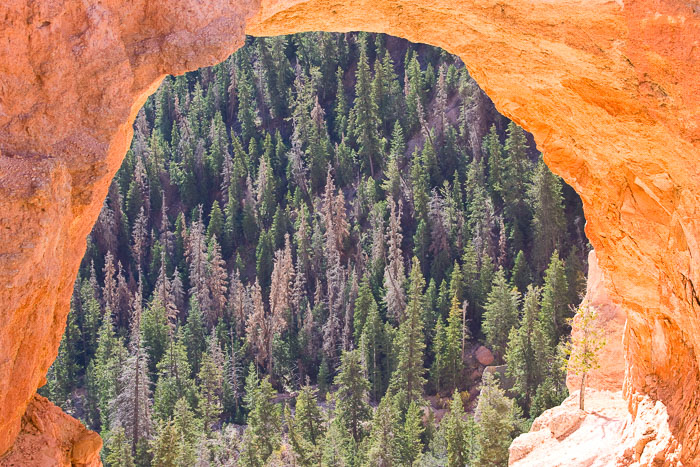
[{"x1": 0, "y1": 0, "x2": 697, "y2": 462}]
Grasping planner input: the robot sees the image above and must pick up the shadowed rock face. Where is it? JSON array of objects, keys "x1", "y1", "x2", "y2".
[
  {"x1": 0, "y1": 0, "x2": 698, "y2": 462},
  {"x1": 0, "y1": 395, "x2": 102, "y2": 467}
]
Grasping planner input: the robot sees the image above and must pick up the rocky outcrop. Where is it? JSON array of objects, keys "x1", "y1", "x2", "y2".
[
  {"x1": 509, "y1": 389, "x2": 684, "y2": 467},
  {"x1": 475, "y1": 346, "x2": 495, "y2": 366},
  {"x1": 0, "y1": 0, "x2": 698, "y2": 463},
  {"x1": 0, "y1": 395, "x2": 102, "y2": 467}
]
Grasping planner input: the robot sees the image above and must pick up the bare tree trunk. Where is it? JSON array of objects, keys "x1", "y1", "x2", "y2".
[
  {"x1": 579, "y1": 372, "x2": 587, "y2": 411},
  {"x1": 461, "y1": 300, "x2": 468, "y2": 360}
]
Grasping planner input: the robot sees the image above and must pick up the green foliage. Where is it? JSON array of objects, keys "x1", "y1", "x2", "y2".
[
  {"x1": 539, "y1": 251, "x2": 571, "y2": 346},
  {"x1": 334, "y1": 350, "x2": 371, "y2": 443},
  {"x1": 365, "y1": 392, "x2": 402, "y2": 466},
  {"x1": 564, "y1": 303, "x2": 606, "y2": 410},
  {"x1": 475, "y1": 372, "x2": 524, "y2": 466},
  {"x1": 505, "y1": 285, "x2": 549, "y2": 414},
  {"x1": 63, "y1": 30, "x2": 588, "y2": 467},
  {"x1": 288, "y1": 385, "x2": 325, "y2": 464},
  {"x1": 443, "y1": 390, "x2": 478, "y2": 467},
  {"x1": 105, "y1": 426, "x2": 135, "y2": 467},
  {"x1": 444, "y1": 295, "x2": 465, "y2": 393},
  {"x1": 390, "y1": 257, "x2": 427, "y2": 406},
  {"x1": 482, "y1": 268, "x2": 521, "y2": 361},
  {"x1": 198, "y1": 349, "x2": 224, "y2": 432},
  {"x1": 240, "y1": 368, "x2": 282, "y2": 466},
  {"x1": 529, "y1": 161, "x2": 566, "y2": 273}
]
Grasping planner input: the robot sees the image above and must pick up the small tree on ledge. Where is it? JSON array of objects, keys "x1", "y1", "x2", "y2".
[{"x1": 564, "y1": 302, "x2": 606, "y2": 411}]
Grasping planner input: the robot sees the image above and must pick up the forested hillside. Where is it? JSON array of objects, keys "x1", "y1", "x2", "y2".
[{"x1": 44, "y1": 31, "x2": 589, "y2": 466}]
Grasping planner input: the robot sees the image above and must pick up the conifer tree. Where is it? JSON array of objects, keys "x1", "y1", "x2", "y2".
[
  {"x1": 442, "y1": 390, "x2": 476, "y2": 467},
  {"x1": 93, "y1": 308, "x2": 128, "y2": 431},
  {"x1": 103, "y1": 251, "x2": 118, "y2": 315},
  {"x1": 360, "y1": 295, "x2": 388, "y2": 402},
  {"x1": 382, "y1": 122, "x2": 405, "y2": 201},
  {"x1": 384, "y1": 197, "x2": 406, "y2": 323},
  {"x1": 236, "y1": 65, "x2": 258, "y2": 145},
  {"x1": 206, "y1": 200, "x2": 224, "y2": 242},
  {"x1": 482, "y1": 268, "x2": 521, "y2": 361},
  {"x1": 335, "y1": 350, "x2": 371, "y2": 443},
  {"x1": 269, "y1": 234, "x2": 294, "y2": 336},
  {"x1": 79, "y1": 275, "x2": 102, "y2": 362},
  {"x1": 475, "y1": 372, "x2": 523, "y2": 466},
  {"x1": 246, "y1": 279, "x2": 271, "y2": 372},
  {"x1": 400, "y1": 401, "x2": 425, "y2": 466},
  {"x1": 131, "y1": 207, "x2": 149, "y2": 273},
  {"x1": 365, "y1": 392, "x2": 402, "y2": 466},
  {"x1": 198, "y1": 346, "x2": 224, "y2": 433},
  {"x1": 511, "y1": 250, "x2": 532, "y2": 294},
  {"x1": 288, "y1": 385, "x2": 325, "y2": 464},
  {"x1": 444, "y1": 295, "x2": 465, "y2": 392},
  {"x1": 105, "y1": 426, "x2": 136, "y2": 467},
  {"x1": 149, "y1": 419, "x2": 180, "y2": 466},
  {"x1": 153, "y1": 335, "x2": 195, "y2": 422},
  {"x1": 334, "y1": 66, "x2": 348, "y2": 138},
  {"x1": 565, "y1": 303, "x2": 606, "y2": 411},
  {"x1": 186, "y1": 208, "x2": 209, "y2": 311},
  {"x1": 529, "y1": 160, "x2": 566, "y2": 273},
  {"x1": 240, "y1": 369, "x2": 281, "y2": 466},
  {"x1": 430, "y1": 317, "x2": 447, "y2": 395},
  {"x1": 112, "y1": 281, "x2": 153, "y2": 456},
  {"x1": 142, "y1": 298, "x2": 169, "y2": 376},
  {"x1": 205, "y1": 235, "x2": 228, "y2": 328},
  {"x1": 484, "y1": 125, "x2": 505, "y2": 201},
  {"x1": 350, "y1": 35, "x2": 381, "y2": 177},
  {"x1": 391, "y1": 257, "x2": 427, "y2": 406},
  {"x1": 172, "y1": 397, "x2": 201, "y2": 465},
  {"x1": 505, "y1": 285, "x2": 549, "y2": 412},
  {"x1": 539, "y1": 251, "x2": 570, "y2": 346},
  {"x1": 255, "y1": 229, "x2": 274, "y2": 290}
]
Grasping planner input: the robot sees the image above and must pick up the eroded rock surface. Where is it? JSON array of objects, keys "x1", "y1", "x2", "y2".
[
  {"x1": 0, "y1": 395, "x2": 102, "y2": 467},
  {"x1": 509, "y1": 389, "x2": 686, "y2": 467},
  {"x1": 0, "y1": 0, "x2": 698, "y2": 462}
]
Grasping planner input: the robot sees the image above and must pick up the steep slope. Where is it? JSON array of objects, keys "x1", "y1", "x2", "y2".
[{"x1": 0, "y1": 0, "x2": 698, "y2": 462}]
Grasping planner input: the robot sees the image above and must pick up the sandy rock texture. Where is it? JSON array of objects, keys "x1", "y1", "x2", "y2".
[
  {"x1": 0, "y1": 395, "x2": 102, "y2": 466},
  {"x1": 0, "y1": 0, "x2": 698, "y2": 462},
  {"x1": 509, "y1": 389, "x2": 684, "y2": 467}
]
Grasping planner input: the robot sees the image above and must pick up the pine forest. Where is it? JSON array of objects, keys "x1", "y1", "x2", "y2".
[{"x1": 44, "y1": 31, "x2": 590, "y2": 466}]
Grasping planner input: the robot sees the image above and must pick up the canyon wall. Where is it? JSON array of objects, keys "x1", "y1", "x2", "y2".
[{"x1": 0, "y1": 0, "x2": 698, "y2": 462}]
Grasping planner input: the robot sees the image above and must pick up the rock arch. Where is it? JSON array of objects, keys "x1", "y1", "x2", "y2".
[{"x1": 0, "y1": 0, "x2": 698, "y2": 461}]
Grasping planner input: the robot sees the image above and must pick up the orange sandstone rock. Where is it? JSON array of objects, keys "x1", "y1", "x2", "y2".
[
  {"x1": 0, "y1": 0, "x2": 698, "y2": 463},
  {"x1": 0, "y1": 395, "x2": 102, "y2": 467}
]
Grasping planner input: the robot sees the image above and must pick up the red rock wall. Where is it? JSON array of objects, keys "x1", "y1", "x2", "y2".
[
  {"x1": 0, "y1": 0, "x2": 698, "y2": 462},
  {"x1": 0, "y1": 395, "x2": 102, "y2": 467}
]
